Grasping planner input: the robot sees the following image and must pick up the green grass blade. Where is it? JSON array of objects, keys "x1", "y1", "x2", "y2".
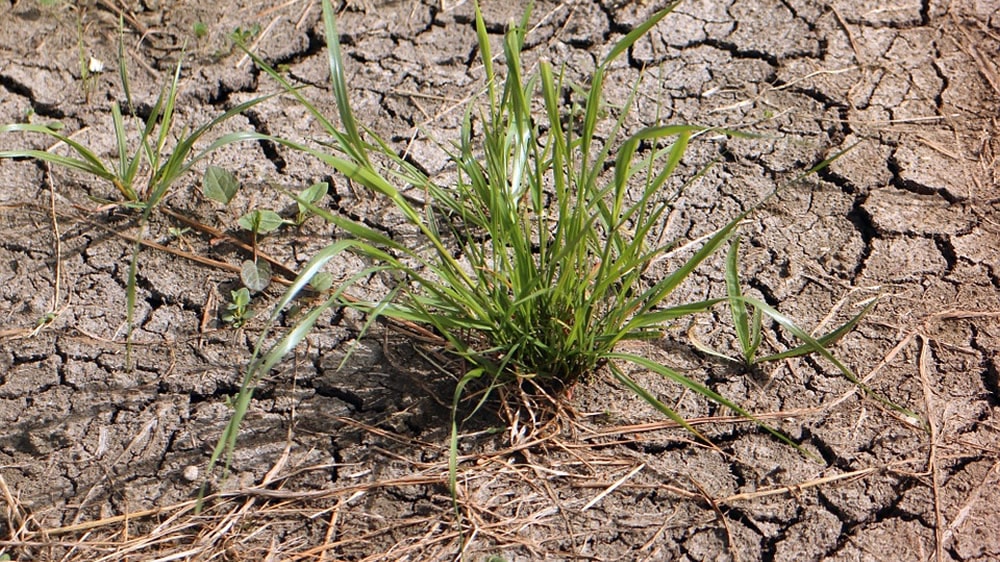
[
  {"x1": 606, "y1": 361, "x2": 710, "y2": 443},
  {"x1": 756, "y1": 299, "x2": 876, "y2": 363},
  {"x1": 601, "y1": 2, "x2": 679, "y2": 66},
  {"x1": 137, "y1": 90, "x2": 166, "y2": 181},
  {"x1": 624, "y1": 213, "x2": 743, "y2": 324},
  {"x1": 154, "y1": 57, "x2": 183, "y2": 163},
  {"x1": 322, "y1": 0, "x2": 368, "y2": 166},
  {"x1": 578, "y1": 66, "x2": 604, "y2": 174},
  {"x1": 0, "y1": 149, "x2": 113, "y2": 181},
  {"x1": 237, "y1": 42, "x2": 341, "y2": 143},
  {"x1": 687, "y1": 332, "x2": 740, "y2": 364},
  {"x1": 618, "y1": 298, "x2": 726, "y2": 335},
  {"x1": 449, "y1": 366, "x2": 485, "y2": 507},
  {"x1": 613, "y1": 125, "x2": 701, "y2": 197},
  {"x1": 474, "y1": 3, "x2": 495, "y2": 109},
  {"x1": 609, "y1": 353, "x2": 819, "y2": 461},
  {"x1": 117, "y1": 16, "x2": 135, "y2": 116},
  {"x1": 217, "y1": 291, "x2": 340, "y2": 474},
  {"x1": 111, "y1": 103, "x2": 130, "y2": 182},
  {"x1": 0, "y1": 123, "x2": 112, "y2": 177},
  {"x1": 725, "y1": 236, "x2": 754, "y2": 363},
  {"x1": 750, "y1": 307, "x2": 763, "y2": 354},
  {"x1": 502, "y1": 27, "x2": 532, "y2": 206},
  {"x1": 281, "y1": 184, "x2": 401, "y2": 249},
  {"x1": 207, "y1": 239, "x2": 361, "y2": 478},
  {"x1": 743, "y1": 296, "x2": 921, "y2": 422}
]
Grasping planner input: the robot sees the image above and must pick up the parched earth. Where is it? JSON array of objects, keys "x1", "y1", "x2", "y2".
[{"x1": 1, "y1": 0, "x2": 998, "y2": 560}]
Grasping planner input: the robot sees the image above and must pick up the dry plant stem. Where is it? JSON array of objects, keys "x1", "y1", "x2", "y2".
[
  {"x1": 942, "y1": 460, "x2": 1000, "y2": 545},
  {"x1": 580, "y1": 463, "x2": 644, "y2": 511},
  {"x1": 637, "y1": 507, "x2": 683, "y2": 560},
  {"x1": 161, "y1": 206, "x2": 449, "y2": 342},
  {"x1": 579, "y1": 407, "x2": 827, "y2": 440},
  {"x1": 3, "y1": 419, "x2": 928, "y2": 560},
  {"x1": 719, "y1": 465, "x2": 885, "y2": 504},
  {"x1": 236, "y1": 15, "x2": 283, "y2": 69},
  {"x1": 0, "y1": 473, "x2": 28, "y2": 538},
  {"x1": 94, "y1": 0, "x2": 149, "y2": 36},
  {"x1": 159, "y1": 206, "x2": 301, "y2": 279},
  {"x1": 918, "y1": 334, "x2": 945, "y2": 562},
  {"x1": 23, "y1": 471, "x2": 446, "y2": 540},
  {"x1": 688, "y1": 475, "x2": 741, "y2": 562},
  {"x1": 43, "y1": 162, "x2": 65, "y2": 329},
  {"x1": 29, "y1": 202, "x2": 450, "y2": 347}
]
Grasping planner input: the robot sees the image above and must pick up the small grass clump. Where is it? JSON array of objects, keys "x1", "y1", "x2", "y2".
[{"x1": 211, "y1": 0, "x2": 886, "y2": 479}]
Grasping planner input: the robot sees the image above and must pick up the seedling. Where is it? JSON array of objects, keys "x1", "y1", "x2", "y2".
[
  {"x1": 230, "y1": 24, "x2": 260, "y2": 44},
  {"x1": 308, "y1": 271, "x2": 334, "y2": 292},
  {"x1": 295, "y1": 181, "x2": 328, "y2": 225},
  {"x1": 23, "y1": 107, "x2": 63, "y2": 130},
  {"x1": 223, "y1": 287, "x2": 254, "y2": 328},
  {"x1": 193, "y1": 21, "x2": 209, "y2": 40},
  {"x1": 35, "y1": 311, "x2": 58, "y2": 328},
  {"x1": 238, "y1": 208, "x2": 289, "y2": 288},
  {"x1": 688, "y1": 236, "x2": 875, "y2": 369},
  {"x1": 167, "y1": 226, "x2": 193, "y2": 251},
  {"x1": 238, "y1": 209, "x2": 287, "y2": 235},
  {"x1": 212, "y1": 24, "x2": 262, "y2": 59},
  {"x1": 201, "y1": 166, "x2": 327, "y2": 293},
  {"x1": 0, "y1": 24, "x2": 269, "y2": 205},
  {"x1": 240, "y1": 259, "x2": 273, "y2": 293}
]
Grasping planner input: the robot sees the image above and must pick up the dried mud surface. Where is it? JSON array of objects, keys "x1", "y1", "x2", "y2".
[{"x1": 1, "y1": 1, "x2": 999, "y2": 560}]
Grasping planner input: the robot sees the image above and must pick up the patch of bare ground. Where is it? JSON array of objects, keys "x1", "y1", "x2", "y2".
[{"x1": 0, "y1": 0, "x2": 997, "y2": 560}]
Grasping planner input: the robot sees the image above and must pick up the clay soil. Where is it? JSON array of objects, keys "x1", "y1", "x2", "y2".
[{"x1": 1, "y1": 0, "x2": 999, "y2": 560}]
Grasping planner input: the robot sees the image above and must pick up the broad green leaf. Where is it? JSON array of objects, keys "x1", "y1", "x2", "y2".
[
  {"x1": 241, "y1": 259, "x2": 272, "y2": 292},
  {"x1": 238, "y1": 209, "x2": 285, "y2": 234},
  {"x1": 301, "y1": 181, "x2": 328, "y2": 204},
  {"x1": 231, "y1": 287, "x2": 252, "y2": 307},
  {"x1": 297, "y1": 181, "x2": 329, "y2": 219},
  {"x1": 203, "y1": 165, "x2": 240, "y2": 204},
  {"x1": 309, "y1": 272, "x2": 334, "y2": 292}
]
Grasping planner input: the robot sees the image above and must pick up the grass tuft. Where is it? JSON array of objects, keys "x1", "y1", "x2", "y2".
[{"x1": 203, "y1": 0, "x2": 910, "y2": 491}]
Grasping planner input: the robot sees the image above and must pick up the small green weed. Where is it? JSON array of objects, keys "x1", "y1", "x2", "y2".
[
  {"x1": 0, "y1": 22, "x2": 272, "y2": 354},
  {"x1": 209, "y1": 24, "x2": 262, "y2": 60},
  {"x1": 229, "y1": 24, "x2": 260, "y2": 44},
  {"x1": 201, "y1": 165, "x2": 328, "y2": 292},
  {"x1": 295, "y1": 181, "x2": 329, "y2": 225},
  {"x1": 685, "y1": 236, "x2": 876, "y2": 369},
  {"x1": 202, "y1": 165, "x2": 241, "y2": 205},
  {"x1": 223, "y1": 287, "x2": 254, "y2": 328},
  {"x1": 193, "y1": 21, "x2": 209, "y2": 40}
]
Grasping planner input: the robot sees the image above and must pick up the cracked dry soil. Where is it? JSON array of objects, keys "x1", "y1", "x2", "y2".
[{"x1": 1, "y1": 0, "x2": 999, "y2": 560}]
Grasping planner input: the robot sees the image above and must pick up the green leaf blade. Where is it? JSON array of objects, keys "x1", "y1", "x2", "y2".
[{"x1": 725, "y1": 236, "x2": 754, "y2": 363}]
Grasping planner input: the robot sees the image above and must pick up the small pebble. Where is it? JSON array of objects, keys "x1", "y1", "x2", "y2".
[{"x1": 183, "y1": 465, "x2": 200, "y2": 482}]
